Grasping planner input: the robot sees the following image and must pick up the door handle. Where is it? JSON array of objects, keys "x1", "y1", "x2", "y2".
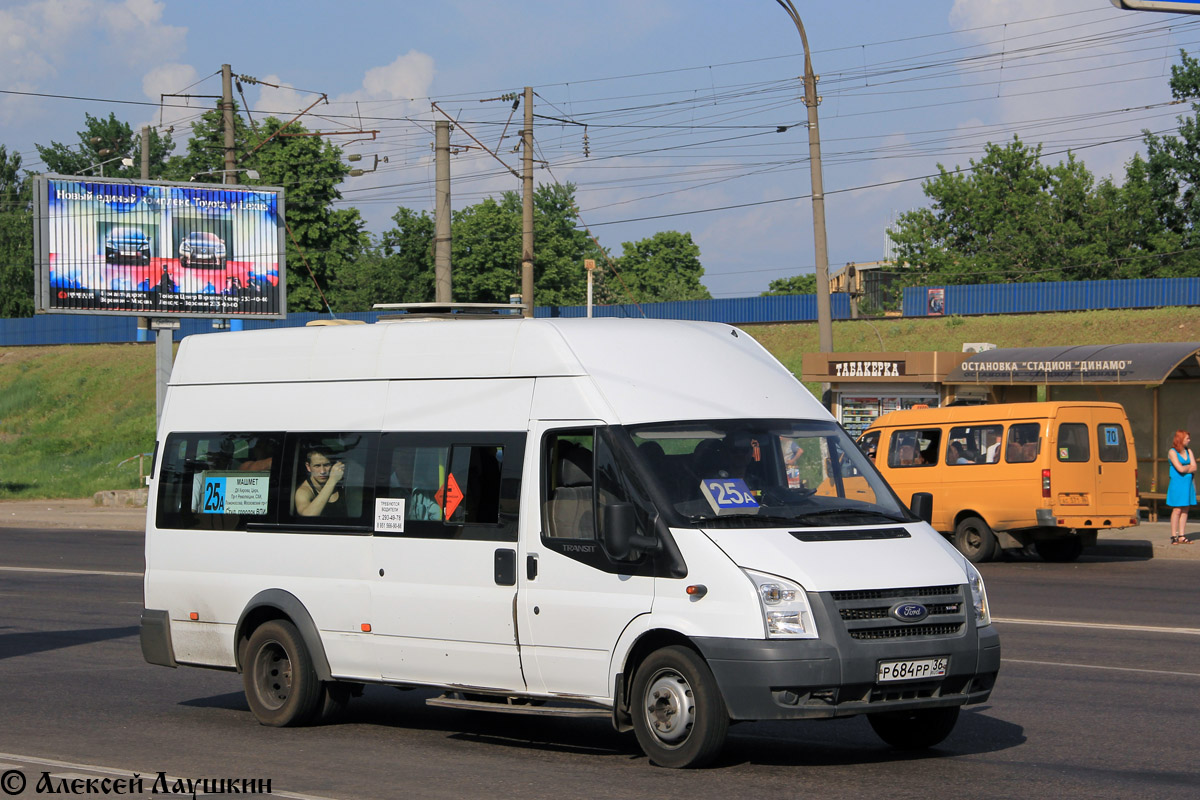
[
  {"x1": 494, "y1": 548, "x2": 516, "y2": 586},
  {"x1": 526, "y1": 553, "x2": 538, "y2": 581}
]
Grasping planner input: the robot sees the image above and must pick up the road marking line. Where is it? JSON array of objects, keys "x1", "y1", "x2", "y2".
[
  {"x1": 1004, "y1": 658, "x2": 1200, "y2": 678},
  {"x1": 993, "y1": 617, "x2": 1200, "y2": 636},
  {"x1": 0, "y1": 566, "x2": 142, "y2": 578},
  {"x1": 0, "y1": 752, "x2": 340, "y2": 800}
]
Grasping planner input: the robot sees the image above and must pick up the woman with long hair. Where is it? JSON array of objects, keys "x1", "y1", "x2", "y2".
[{"x1": 1166, "y1": 429, "x2": 1196, "y2": 544}]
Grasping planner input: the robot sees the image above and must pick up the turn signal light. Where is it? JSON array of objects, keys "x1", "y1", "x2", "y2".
[
  {"x1": 189, "y1": 612, "x2": 199, "y2": 620},
  {"x1": 686, "y1": 585, "x2": 708, "y2": 598},
  {"x1": 1042, "y1": 468, "x2": 1051, "y2": 498},
  {"x1": 361, "y1": 623, "x2": 372, "y2": 632}
]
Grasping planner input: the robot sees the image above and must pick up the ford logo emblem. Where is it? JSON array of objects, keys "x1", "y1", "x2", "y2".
[{"x1": 890, "y1": 602, "x2": 929, "y2": 623}]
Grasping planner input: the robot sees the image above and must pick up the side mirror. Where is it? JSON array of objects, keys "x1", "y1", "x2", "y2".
[
  {"x1": 601, "y1": 502, "x2": 662, "y2": 560},
  {"x1": 909, "y1": 492, "x2": 933, "y2": 524}
]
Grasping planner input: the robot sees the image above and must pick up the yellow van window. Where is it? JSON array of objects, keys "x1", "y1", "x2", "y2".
[
  {"x1": 947, "y1": 425, "x2": 1003, "y2": 465},
  {"x1": 1056, "y1": 423, "x2": 1090, "y2": 462},
  {"x1": 888, "y1": 428, "x2": 941, "y2": 468},
  {"x1": 1005, "y1": 423, "x2": 1041, "y2": 464},
  {"x1": 1097, "y1": 424, "x2": 1129, "y2": 462}
]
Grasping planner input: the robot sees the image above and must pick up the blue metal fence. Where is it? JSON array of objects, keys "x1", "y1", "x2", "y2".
[
  {"x1": 0, "y1": 293, "x2": 853, "y2": 346},
  {"x1": 903, "y1": 277, "x2": 1200, "y2": 317}
]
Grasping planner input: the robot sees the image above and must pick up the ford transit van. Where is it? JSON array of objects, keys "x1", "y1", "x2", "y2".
[
  {"x1": 140, "y1": 317, "x2": 1000, "y2": 768},
  {"x1": 859, "y1": 402, "x2": 1138, "y2": 563}
]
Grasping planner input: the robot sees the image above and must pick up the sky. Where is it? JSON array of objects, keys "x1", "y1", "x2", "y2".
[{"x1": 4, "y1": 0, "x2": 1200, "y2": 300}]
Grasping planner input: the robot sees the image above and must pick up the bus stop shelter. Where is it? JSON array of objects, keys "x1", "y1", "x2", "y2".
[{"x1": 944, "y1": 342, "x2": 1200, "y2": 499}]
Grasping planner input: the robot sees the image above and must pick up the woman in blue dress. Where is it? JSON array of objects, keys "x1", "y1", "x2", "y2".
[{"x1": 1167, "y1": 429, "x2": 1196, "y2": 544}]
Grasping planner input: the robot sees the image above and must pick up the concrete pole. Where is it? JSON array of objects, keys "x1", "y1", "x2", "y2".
[
  {"x1": 140, "y1": 126, "x2": 150, "y2": 181},
  {"x1": 222, "y1": 64, "x2": 237, "y2": 185},
  {"x1": 434, "y1": 120, "x2": 453, "y2": 303},
  {"x1": 777, "y1": 2, "x2": 833, "y2": 353},
  {"x1": 521, "y1": 86, "x2": 534, "y2": 318}
]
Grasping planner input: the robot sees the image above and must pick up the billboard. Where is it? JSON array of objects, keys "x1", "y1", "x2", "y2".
[{"x1": 33, "y1": 175, "x2": 286, "y2": 318}]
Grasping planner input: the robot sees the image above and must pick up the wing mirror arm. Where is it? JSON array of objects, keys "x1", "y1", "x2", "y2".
[{"x1": 601, "y1": 502, "x2": 662, "y2": 560}]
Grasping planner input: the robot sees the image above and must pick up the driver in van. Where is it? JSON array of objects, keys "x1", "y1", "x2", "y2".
[{"x1": 295, "y1": 448, "x2": 346, "y2": 516}]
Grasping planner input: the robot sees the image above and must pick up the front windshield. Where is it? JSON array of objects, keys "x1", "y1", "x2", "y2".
[{"x1": 626, "y1": 419, "x2": 909, "y2": 528}]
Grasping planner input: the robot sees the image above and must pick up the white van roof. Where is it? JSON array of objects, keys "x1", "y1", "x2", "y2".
[{"x1": 169, "y1": 317, "x2": 826, "y2": 425}]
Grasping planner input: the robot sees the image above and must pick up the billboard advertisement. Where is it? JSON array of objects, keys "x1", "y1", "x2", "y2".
[{"x1": 33, "y1": 175, "x2": 286, "y2": 318}]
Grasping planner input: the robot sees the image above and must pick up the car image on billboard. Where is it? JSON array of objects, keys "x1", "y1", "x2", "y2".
[
  {"x1": 178, "y1": 231, "x2": 227, "y2": 269},
  {"x1": 104, "y1": 227, "x2": 151, "y2": 265}
]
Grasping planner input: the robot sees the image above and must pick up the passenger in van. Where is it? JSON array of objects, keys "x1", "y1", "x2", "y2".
[
  {"x1": 896, "y1": 444, "x2": 917, "y2": 466},
  {"x1": 983, "y1": 431, "x2": 1002, "y2": 463},
  {"x1": 295, "y1": 448, "x2": 346, "y2": 517},
  {"x1": 947, "y1": 442, "x2": 971, "y2": 465}
]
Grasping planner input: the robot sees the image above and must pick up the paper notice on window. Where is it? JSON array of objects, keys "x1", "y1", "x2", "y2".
[{"x1": 375, "y1": 498, "x2": 406, "y2": 533}]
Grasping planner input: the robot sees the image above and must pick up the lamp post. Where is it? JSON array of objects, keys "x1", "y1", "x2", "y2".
[{"x1": 775, "y1": 0, "x2": 833, "y2": 354}]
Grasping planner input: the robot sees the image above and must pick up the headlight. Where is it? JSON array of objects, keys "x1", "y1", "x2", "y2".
[
  {"x1": 744, "y1": 569, "x2": 818, "y2": 639},
  {"x1": 965, "y1": 561, "x2": 991, "y2": 627}
]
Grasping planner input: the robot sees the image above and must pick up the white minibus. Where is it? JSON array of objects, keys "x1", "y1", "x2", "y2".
[{"x1": 140, "y1": 316, "x2": 1000, "y2": 768}]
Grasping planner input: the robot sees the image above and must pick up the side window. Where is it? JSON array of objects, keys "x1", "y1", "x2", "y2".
[
  {"x1": 376, "y1": 432, "x2": 523, "y2": 541},
  {"x1": 857, "y1": 431, "x2": 880, "y2": 465},
  {"x1": 542, "y1": 428, "x2": 657, "y2": 574},
  {"x1": 887, "y1": 428, "x2": 941, "y2": 468},
  {"x1": 946, "y1": 425, "x2": 1003, "y2": 465},
  {"x1": 1057, "y1": 423, "x2": 1091, "y2": 462},
  {"x1": 1097, "y1": 423, "x2": 1129, "y2": 463},
  {"x1": 156, "y1": 432, "x2": 282, "y2": 530},
  {"x1": 543, "y1": 430, "x2": 597, "y2": 541},
  {"x1": 1006, "y1": 423, "x2": 1041, "y2": 464},
  {"x1": 286, "y1": 432, "x2": 376, "y2": 526}
]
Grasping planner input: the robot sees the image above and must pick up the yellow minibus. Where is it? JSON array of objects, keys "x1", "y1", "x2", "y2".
[{"x1": 859, "y1": 402, "x2": 1139, "y2": 562}]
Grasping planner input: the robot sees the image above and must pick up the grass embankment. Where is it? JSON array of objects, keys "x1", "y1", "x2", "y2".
[
  {"x1": 0, "y1": 343, "x2": 157, "y2": 498},
  {"x1": 2, "y1": 306, "x2": 1198, "y2": 499}
]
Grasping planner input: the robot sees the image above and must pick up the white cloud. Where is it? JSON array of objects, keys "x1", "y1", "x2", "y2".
[{"x1": 0, "y1": 0, "x2": 187, "y2": 124}]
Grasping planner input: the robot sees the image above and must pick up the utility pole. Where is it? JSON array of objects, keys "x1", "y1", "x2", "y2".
[
  {"x1": 222, "y1": 64, "x2": 237, "y2": 185},
  {"x1": 521, "y1": 86, "x2": 534, "y2": 318},
  {"x1": 434, "y1": 120, "x2": 453, "y2": 303},
  {"x1": 140, "y1": 125, "x2": 150, "y2": 182},
  {"x1": 776, "y1": 1, "x2": 833, "y2": 353}
]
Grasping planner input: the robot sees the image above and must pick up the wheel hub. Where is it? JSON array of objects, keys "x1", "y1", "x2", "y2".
[{"x1": 643, "y1": 671, "x2": 695, "y2": 744}]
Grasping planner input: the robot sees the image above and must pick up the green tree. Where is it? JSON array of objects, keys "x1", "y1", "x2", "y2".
[
  {"x1": 379, "y1": 182, "x2": 605, "y2": 307},
  {"x1": 0, "y1": 145, "x2": 33, "y2": 318},
  {"x1": 161, "y1": 107, "x2": 369, "y2": 312},
  {"x1": 761, "y1": 273, "x2": 816, "y2": 296},
  {"x1": 1136, "y1": 50, "x2": 1200, "y2": 276},
  {"x1": 888, "y1": 136, "x2": 1114, "y2": 286},
  {"x1": 608, "y1": 230, "x2": 711, "y2": 303},
  {"x1": 36, "y1": 112, "x2": 174, "y2": 178},
  {"x1": 330, "y1": 208, "x2": 435, "y2": 311}
]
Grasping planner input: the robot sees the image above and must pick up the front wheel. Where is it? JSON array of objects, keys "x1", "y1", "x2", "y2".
[
  {"x1": 242, "y1": 620, "x2": 322, "y2": 727},
  {"x1": 868, "y1": 706, "x2": 960, "y2": 749},
  {"x1": 630, "y1": 646, "x2": 728, "y2": 768},
  {"x1": 954, "y1": 515, "x2": 997, "y2": 563}
]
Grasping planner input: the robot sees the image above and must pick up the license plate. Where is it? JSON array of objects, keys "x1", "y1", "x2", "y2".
[{"x1": 877, "y1": 656, "x2": 948, "y2": 682}]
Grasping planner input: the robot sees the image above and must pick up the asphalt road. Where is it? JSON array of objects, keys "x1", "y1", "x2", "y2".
[{"x1": 1, "y1": 526, "x2": 1197, "y2": 799}]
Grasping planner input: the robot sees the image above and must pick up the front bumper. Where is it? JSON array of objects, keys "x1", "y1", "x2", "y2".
[{"x1": 693, "y1": 584, "x2": 1001, "y2": 721}]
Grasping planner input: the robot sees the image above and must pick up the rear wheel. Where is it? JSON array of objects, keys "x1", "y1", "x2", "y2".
[
  {"x1": 954, "y1": 516, "x2": 997, "y2": 563},
  {"x1": 1034, "y1": 537, "x2": 1084, "y2": 562},
  {"x1": 630, "y1": 646, "x2": 728, "y2": 768},
  {"x1": 868, "y1": 706, "x2": 960, "y2": 750},
  {"x1": 242, "y1": 620, "x2": 322, "y2": 727}
]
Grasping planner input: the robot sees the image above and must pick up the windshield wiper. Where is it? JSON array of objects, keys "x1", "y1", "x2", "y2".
[{"x1": 689, "y1": 513, "x2": 800, "y2": 526}]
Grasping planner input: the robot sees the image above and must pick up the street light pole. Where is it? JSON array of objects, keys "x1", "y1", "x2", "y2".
[{"x1": 775, "y1": 0, "x2": 833, "y2": 353}]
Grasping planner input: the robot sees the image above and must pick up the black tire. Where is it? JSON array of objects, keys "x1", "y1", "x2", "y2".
[
  {"x1": 868, "y1": 706, "x2": 960, "y2": 750},
  {"x1": 630, "y1": 646, "x2": 729, "y2": 768},
  {"x1": 242, "y1": 620, "x2": 322, "y2": 727},
  {"x1": 954, "y1": 515, "x2": 997, "y2": 563},
  {"x1": 317, "y1": 681, "x2": 353, "y2": 723},
  {"x1": 1034, "y1": 537, "x2": 1084, "y2": 563}
]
